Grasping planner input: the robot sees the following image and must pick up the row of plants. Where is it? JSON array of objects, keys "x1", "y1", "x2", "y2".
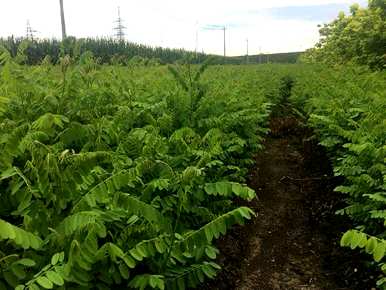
[
  {"x1": 0, "y1": 37, "x2": 210, "y2": 66},
  {"x1": 290, "y1": 64, "x2": 386, "y2": 288},
  {"x1": 0, "y1": 45, "x2": 282, "y2": 289},
  {"x1": 0, "y1": 37, "x2": 302, "y2": 67}
]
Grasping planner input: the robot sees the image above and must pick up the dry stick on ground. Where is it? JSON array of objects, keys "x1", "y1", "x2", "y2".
[{"x1": 279, "y1": 175, "x2": 333, "y2": 182}]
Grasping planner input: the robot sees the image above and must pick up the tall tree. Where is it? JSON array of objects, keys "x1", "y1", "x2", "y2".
[
  {"x1": 59, "y1": 0, "x2": 67, "y2": 39},
  {"x1": 301, "y1": 0, "x2": 385, "y2": 70}
]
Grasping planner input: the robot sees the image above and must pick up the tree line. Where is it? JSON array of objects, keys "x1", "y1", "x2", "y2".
[
  {"x1": 0, "y1": 36, "x2": 303, "y2": 66},
  {"x1": 0, "y1": 37, "x2": 210, "y2": 65}
]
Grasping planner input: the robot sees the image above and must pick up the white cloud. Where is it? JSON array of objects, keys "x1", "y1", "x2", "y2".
[{"x1": 0, "y1": 0, "x2": 364, "y2": 55}]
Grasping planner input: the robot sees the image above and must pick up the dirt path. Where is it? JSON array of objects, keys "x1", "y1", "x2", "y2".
[
  {"x1": 205, "y1": 113, "x2": 373, "y2": 290},
  {"x1": 235, "y1": 115, "x2": 339, "y2": 290}
]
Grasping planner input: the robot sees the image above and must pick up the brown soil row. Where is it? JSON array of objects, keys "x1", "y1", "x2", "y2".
[{"x1": 204, "y1": 115, "x2": 374, "y2": 290}]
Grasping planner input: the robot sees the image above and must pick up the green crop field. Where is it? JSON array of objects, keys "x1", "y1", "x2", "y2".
[
  {"x1": 1, "y1": 48, "x2": 385, "y2": 289},
  {"x1": 0, "y1": 0, "x2": 385, "y2": 289},
  {"x1": 0, "y1": 51, "x2": 279, "y2": 289}
]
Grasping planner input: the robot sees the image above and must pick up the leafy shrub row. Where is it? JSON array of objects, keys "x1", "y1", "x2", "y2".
[
  {"x1": 0, "y1": 46, "x2": 281, "y2": 289},
  {"x1": 291, "y1": 64, "x2": 386, "y2": 288}
]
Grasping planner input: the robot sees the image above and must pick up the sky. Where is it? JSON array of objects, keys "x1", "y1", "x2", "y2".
[{"x1": 0, "y1": 0, "x2": 367, "y2": 56}]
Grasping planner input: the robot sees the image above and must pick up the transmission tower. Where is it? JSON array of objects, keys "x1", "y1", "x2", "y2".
[
  {"x1": 26, "y1": 20, "x2": 37, "y2": 40},
  {"x1": 114, "y1": 7, "x2": 126, "y2": 41}
]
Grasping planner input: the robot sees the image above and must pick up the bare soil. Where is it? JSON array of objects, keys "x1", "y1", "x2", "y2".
[{"x1": 205, "y1": 113, "x2": 375, "y2": 290}]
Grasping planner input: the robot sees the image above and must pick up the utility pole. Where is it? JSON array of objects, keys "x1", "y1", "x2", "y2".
[
  {"x1": 195, "y1": 21, "x2": 199, "y2": 55},
  {"x1": 246, "y1": 38, "x2": 249, "y2": 64},
  {"x1": 195, "y1": 30, "x2": 199, "y2": 54},
  {"x1": 223, "y1": 26, "x2": 226, "y2": 57},
  {"x1": 202, "y1": 24, "x2": 226, "y2": 57},
  {"x1": 59, "y1": 0, "x2": 67, "y2": 39},
  {"x1": 26, "y1": 20, "x2": 37, "y2": 41},
  {"x1": 114, "y1": 7, "x2": 126, "y2": 41},
  {"x1": 259, "y1": 46, "x2": 262, "y2": 64}
]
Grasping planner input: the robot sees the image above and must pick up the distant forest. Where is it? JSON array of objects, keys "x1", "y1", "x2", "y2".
[
  {"x1": 227, "y1": 52, "x2": 301, "y2": 64},
  {"x1": 0, "y1": 36, "x2": 301, "y2": 65}
]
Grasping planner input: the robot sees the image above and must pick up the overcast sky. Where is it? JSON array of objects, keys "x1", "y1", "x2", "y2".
[{"x1": 0, "y1": 0, "x2": 367, "y2": 56}]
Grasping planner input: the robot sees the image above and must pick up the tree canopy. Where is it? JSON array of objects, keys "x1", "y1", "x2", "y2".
[{"x1": 301, "y1": 0, "x2": 385, "y2": 70}]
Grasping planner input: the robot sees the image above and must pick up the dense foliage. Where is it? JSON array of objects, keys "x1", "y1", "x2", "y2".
[
  {"x1": 301, "y1": 0, "x2": 386, "y2": 70},
  {"x1": 291, "y1": 64, "x2": 386, "y2": 288},
  {"x1": 0, "y1": 37, "x2": 302, "y2": 66},
  {"x1": 0, "y1": 37, "x2": 209, "y2": 65},
  {"x1": 0, "y1": 44, "x2": 282, "y2": 289},
  {"x1": 229, "y1": 52, "x2": 301, "y2": 65},
  {"x1": 1, "y1": 35, "x2": 384, "y2": 289}
]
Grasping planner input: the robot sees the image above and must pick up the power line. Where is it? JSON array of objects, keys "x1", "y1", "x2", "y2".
[{"x1": 113, "y1": 7, "x2": 126, "y2": 41}]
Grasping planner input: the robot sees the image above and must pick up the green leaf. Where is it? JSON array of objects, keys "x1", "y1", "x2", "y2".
[
  {"x1": 45, "y1": 271, "x2": 64, "y2": 286},
  {"x1": 149, "y1": 276, "x2": 158, "y2": 288},
  {"x1": 51, "y1": 253, "x2": 60, "y2": 266},
  {"x1": 129, "y1": 248, "x2": 143, "y2": 261},
  {"x1": 36, "y1": 277, "x2": 53, "y2": 289},
  {"x1": 129, "y1": 275, "x2": 165, "y2": 290},
  {"x1": 0, "y1": 219, "x2": 43, "y2": 250},
  {"x1": 11, "y1": 264, "x2": 27, "y2": 279},
  {"x1": 119, "y1": 194, "x2": 171, "y2": 232},
  {"x1": 123, "y1": 255, "x2": 136, "y2": 269},
  {"x1": 358, "y1": 234, "x2": 368, "y2": 248},
  {"x1": 154, "y1": 239, "x2": 167, "y2": 254},
  {"x1": 177, "y1": 277, "x2": 185, "y2": 290},
  {"x1": 118, "y1": 263, "x2": 130, "y2": 279},
  {"x1": 350, "y1": 231, "x2": 364, "y2": 249},
  {"x1": 202, "y1": 264, "x2": 216, "y2": 278},
  {"x1": 16, "y1": 258, "x2": 36, "y2": 267},
  {"x1": 28, "y1": 283, "x2": 40, "y2": 290},
  {"x1": 340, "y1": 230, "x2": 353, "y2": 247},
  {"x1": 0, "y1": 167, "x2": 17, "y2": 180},
  {"x1": 0, "y1": 219, "x2": 16, "y2": 239},
  {"x1": 366, "y1": 237, "x2": 378, "y2": 254},
  {"x1": 179, "y1": 207, "x2": 254, "y2": 251},
  {"x1": 374, "y1": 242, "x2": 386, "y2": 262},
  {"x1": 204, "y1": 182, "x2": 256, "y2": 201},
  {"x1": 205, "y1": 246, "x2": 217, "y2": 259},
  {"x1": 239, "y1": 207, "x2": 254, "y2": 219}
]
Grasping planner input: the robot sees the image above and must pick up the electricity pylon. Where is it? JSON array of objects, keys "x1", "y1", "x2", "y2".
[
  {"x1": 26, "y1": 20, "x2": 37, "y2": 41},
  {"x1": 114, "y1": 7, "x2": 126, "y2": 41}
]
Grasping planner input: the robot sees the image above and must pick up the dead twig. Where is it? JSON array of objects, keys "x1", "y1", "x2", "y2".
[{"x1": 280, "y1": 175, "x2": 332, "y2": 183}]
